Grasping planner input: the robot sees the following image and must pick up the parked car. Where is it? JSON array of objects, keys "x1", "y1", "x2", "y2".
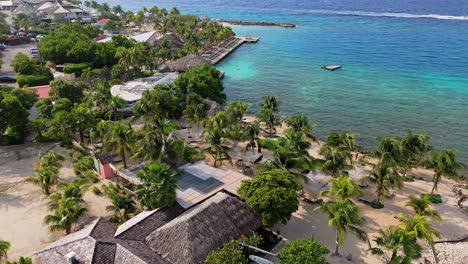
[
  {"x1": 0, "y1": 75, "x2": 17, "y2": 83},
  {"x1": 0, "y1": 43, "x2": 6, "y2": 50}
]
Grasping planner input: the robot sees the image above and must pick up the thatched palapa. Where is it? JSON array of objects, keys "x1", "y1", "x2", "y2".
[{"x1": 169, "y1": 54, "x2": 210, "y2": 73}]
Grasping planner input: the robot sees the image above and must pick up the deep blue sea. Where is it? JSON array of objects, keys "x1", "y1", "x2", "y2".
[{"x1": 99, "y1": 0, "x2": 468, "y2": 163}]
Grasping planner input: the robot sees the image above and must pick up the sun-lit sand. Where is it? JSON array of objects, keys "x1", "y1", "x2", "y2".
[{"x1": 0, "y1": 143, "x2": 111, "y2": 260}]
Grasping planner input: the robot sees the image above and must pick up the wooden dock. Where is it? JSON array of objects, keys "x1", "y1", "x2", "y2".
[{"x1": 202, "y1": 37, "x2": 258, "y2": 65}]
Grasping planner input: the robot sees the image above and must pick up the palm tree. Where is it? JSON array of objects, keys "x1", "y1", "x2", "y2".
[
  {"x1": 51, "y1": 179, "x2": 89, "y2": 202},
  {"x1": 377, "y1": 137, "x2": 407, "y2": 169},
  {"x1": 371, "y1": 226, "x2": 422, "y2": 264},
  {"x1": 320, "y1": 175, "x2": 362, "y2": 202},
  {"x1": 257, "y1": 109, "x2": 281, "y2": 137},
  {"x1": 44, "y1": 196, "x2": 87, "y2": 234},
  {"x1": 280, "y1": 130, "x2": 311, "y2": 156},
  {"x1": 427, "y1": 149, "x2": 461, "y2": 196},
  {"x1": 104, "y1": 121, "x2": 135, "y2": 169},
  {"x1": 203, "y1": 129, "x2": 231, "y2": 167},
  {"x1": 319, "y1": 145, "x2": 352, "y2": 176},
  {"x1": 103, "y1": 184, "x2": 137, "y2": 224},
  {"x1": 286, "y1": 114, "x2": 316, "y2": 140},
  {"x1": 0, "y1": 240, "x2": 10, "y2": 262},
  {"x1": 325, "y1": 131, "x2": 356, "y2": 153},
  {"x1": 368, "y1": 162, "x2": 404, "y2": 204},
  {"x1": 244, "y1": 122, "x2": 261, "y2": 154},
  {"x1": 401, "y1": 132, "x2": 430, "y2": 165},
  {"x1": 405, "y1": 195, "x2": 442, "y2": 223},
  {"x1": 6, "y1": 256, "x2": 33, "y2": 264},
  {"x1": 26, "y1": 151, "x2": 65, "y2": 195},
  {"x1": 315, "y1": 198, "x2": 369, "y2": 255},
  {"x1": 135, "y1": 162, "x2": 178, "y2": 210},
  {"x1": 183, "y1": 102, "x2": 207, "y2": 133},
  {"x1": 260, "y1": 96, "x2": 279, "y2": 112},
  {"x1": 398, "y1": 214, "x2": 442, "y2": 264}
]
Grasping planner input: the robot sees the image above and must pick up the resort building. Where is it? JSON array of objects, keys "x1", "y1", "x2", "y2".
[
  {"x1": 97, "y1": 31, "x2": 161, "y2": 45},
  {"x1": 34, "y1": 190, "x2": 261, "y2": 264},
  {"x1": 0, "y1": 0, "x2": 16, "y2": 10},
  {"x1": 169, "y1": 54, "x2": 210, "y2": 73},
  {"x1": 110, "y1": 72, "x2": 179, "y2": 104},
  {"x1": 12, "y1": 0, "x2": 89, "y2": 21}
]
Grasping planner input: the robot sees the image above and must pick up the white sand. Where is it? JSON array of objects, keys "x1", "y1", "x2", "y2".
[{"x1": 0, "y1": 143, "x2": 111, "y2": 259}]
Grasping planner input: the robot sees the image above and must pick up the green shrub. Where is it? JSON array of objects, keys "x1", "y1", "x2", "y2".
[
  {"x1": 144, "y1": 70, "x2": 153, "y2": 77},
  {"x1": 72, "y1": 155, "x2": 95, "y2": 176},
  {"x1": 259, "y1": 138, "x2": 280, "y2": 150},
  {"x1": 63, "y1": 63, "x2": 92, "y2": 77},
  {"x1": 402, "y1": 176, "x2": 415, "y2": 182},
  {"x1": 421, "y1": 194, "x2": 442, "y2": 204},
  {"x1": 92, "y1": 186, "x2": 102, "y2": 195},
  {"x1": 81, "y1": 170, "x2": 100, "y2": 183},
  {"x1": 28, "y1": 29, "x2": 50, "y2": 35},
  {"x1": 16, "y1": 74, "x2": 50, "y2": 87},
  {"x1": 370, "y1": 201, "x2": 384, "y2": 209}
]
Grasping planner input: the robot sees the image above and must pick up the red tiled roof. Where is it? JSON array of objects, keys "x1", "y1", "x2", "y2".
[
  {"x1": 97, "y1": 18, "x2": 110, "y2": 25},
  {"x1": 29, "y1": 85, "x2": 51, "y2": 99}
]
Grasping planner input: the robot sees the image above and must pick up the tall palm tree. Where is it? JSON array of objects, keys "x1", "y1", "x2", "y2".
[
  {"x1": 319, "y1": 145, "x2": 352, "y2": 176},
  {"x1": 26, "y1": 151, "x2": 65, "y2": 195},
  {"x1": 244, "y1": 122, "x2": 261, "y2": 154},
  {"x1": 135, "y1": 162, "x2": 178, "y2": 210},
  {"x1": 104, "y1": 121, "x2": 135, "y2": 169},
  {"x1": 0, "y1": 240, "x2": 10, "y2": 262},
  {"x1": 51, "y1": 179, "x2": 89, "y2": 202},
  {"x1": 401, "y1": 132, "x2": 430, "y2": 165},
  {"x1": 427, "y1": 149, "x2": 461, "y2": 196},
  {"x1": 280, "y1": 130, "x2": 311, "y2": 156},
  {"x1": 286, "y1": 115, "x2": 316, "y2": 140},
  {"x1": 398, "y1": 214, "x2": 442, "y2": 264},
  {"x1": 103, "y1": 184, "x2": 137, "y2": 224},
  {"x1": 405, "y1": 195, "x2": 442, "y2": 223},
  {"x1": 203, "y1": 129, "x2": 231, "y2": 167},
  {"x1": 377, "y1": 137, "x2": 407, "y2": 169},
  {"x1": 183, "y1": 102, "x2": 207, "y2": 133},
  {"x1": 257, "y1": 108, "x2": 281, "y2": 137},
  {"x1": 260, "y1": 96, "x2": 279, "y2": 112},
  {"x1": 368, "y1": 162, "x2": 404, "y2": 204},
  {"x1": 371, "y1": 226, "x2": 422, "y2": 264},
  {"x1": 325, "y1": 131, "x2": 356, "y2": 153},
  {"x1": 315, "y1": 198, "x2": 369, "y2": 255},
  {"x1": 320, "y1": 175, "x2": 362, "y2": 202},
  {"x1": 44, "y1": 196, "x2": 87, "y2": 234}
]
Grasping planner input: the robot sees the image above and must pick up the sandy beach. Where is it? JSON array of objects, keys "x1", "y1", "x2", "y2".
[{"x1": 0, "y1": 143, "x2": 111, "y2": 260}]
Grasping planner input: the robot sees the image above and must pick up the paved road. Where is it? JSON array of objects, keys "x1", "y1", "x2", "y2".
[{"x1": 0, "y1": 42, "x2": 38, "y2": 75}]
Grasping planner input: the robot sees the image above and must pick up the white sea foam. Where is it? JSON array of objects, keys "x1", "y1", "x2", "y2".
[{"x1": 303, "y1": 9, "x2": 468, "y2": 20}]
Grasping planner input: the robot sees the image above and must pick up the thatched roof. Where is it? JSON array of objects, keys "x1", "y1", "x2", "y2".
[
  {"x1": 145, "y1": 191, "x2": 261, "y2": 264},
  {"x1": 155, "y1": 32, "x2": 184, "y2": 51},
  {"x1": 34, "y1": 191, "x2": 260, "y2": 264},
  {"x1": 169, "y1": 54, "x2": 210, "y2": 73}
]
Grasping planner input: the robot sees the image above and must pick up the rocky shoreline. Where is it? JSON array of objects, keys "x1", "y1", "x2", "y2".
[{"x1": 218, "y1": 20, "x2": 296, "y2": 28}]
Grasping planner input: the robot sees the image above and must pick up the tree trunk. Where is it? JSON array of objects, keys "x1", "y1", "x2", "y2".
[
  {"x1": 257, "y1": 142, "x2": 262, "y2": 153},
  {"x1": 66, "y1": 226, "x2": 71, "y2": 235},
  {"x1": 45, "y1": 187, "x2": 50, "y2": 196},
  {"x1": 430, "y1": 182, "x2": 437, "y2": 197},
  {"x1": 376, "y1": 186, "x2": 382, "y2": 203},
  {"x1": 390, "y1": 250, "x2": 397, "y2": 263},
  {"x1": 334, "y1": 231, "x2": 340, "y2": 256},
  {"x1": 122, "y1": 150, "x2": 127, "y2": 169},
  {"x1": 79, "y1": 131, "x2": 84, "y2": 143},
  {"x1": 431, "y1": 243, "x2": 438, "y2": 264}
]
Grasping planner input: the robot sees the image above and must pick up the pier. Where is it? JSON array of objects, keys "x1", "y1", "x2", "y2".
[{"x1": 202, "y1": 36, "x2": 259, "y2": 65}]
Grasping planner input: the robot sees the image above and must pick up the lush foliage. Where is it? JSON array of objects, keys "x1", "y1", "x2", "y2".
[
  {"x1": 26, "y1": 151, "x2": 66, "y2": 195},
  {"x1": 238, "y1": 169, "x2": 301, "y2": 227},
  {"x1": 16, "y1": 74, "x2": 50, "y2": 87},
  {"x1": 204, "y1": 240, "x2": 247, "y2": 264},
  {"x1": 175, "y1": 64, "x2": 225, "y2": 103},
  {"x1": 135, "y1": 162, "x2": 178, "y2": 210},
  {"x1": 277, "y1": 238, "x2": 330, "y2": 264},
  {"x1": 103, "y1": 183, "x2": 137, "y2": 224},
  {"x1": 63, "y1": 63, "x2": 92, "y2": 77}
]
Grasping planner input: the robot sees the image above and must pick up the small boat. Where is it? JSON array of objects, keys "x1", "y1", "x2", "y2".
[
  {"x1": 321, "y1": 65, "x2": 342, "y2": 71},
  {"x1": 249, "y1": 255, "x2": 273, "y2": 264}
]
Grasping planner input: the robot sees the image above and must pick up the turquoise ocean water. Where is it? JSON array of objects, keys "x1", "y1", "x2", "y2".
[{"x1": 98, "y1": 0, "x2": 468, "y2": 163}]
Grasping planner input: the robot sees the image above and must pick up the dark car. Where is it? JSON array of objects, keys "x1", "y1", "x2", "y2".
[{"x1": 0, "y1": 75, "x2": 17, "y2": 83}]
